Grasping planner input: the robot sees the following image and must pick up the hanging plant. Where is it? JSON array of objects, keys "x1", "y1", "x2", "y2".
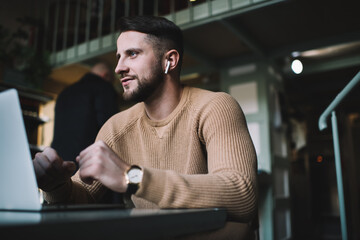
[{"x1": 0, "y1": 17, "x2": 52, "y2": 90}]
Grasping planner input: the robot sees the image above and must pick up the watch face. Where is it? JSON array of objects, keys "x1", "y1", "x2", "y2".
[{"x1": 128, "y1": 168, "x2": 143, "y2": 184}]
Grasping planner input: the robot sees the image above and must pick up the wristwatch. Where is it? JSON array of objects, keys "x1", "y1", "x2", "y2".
[{"x1": 125, "y1": 165, "x2": 143, "y2": 195}]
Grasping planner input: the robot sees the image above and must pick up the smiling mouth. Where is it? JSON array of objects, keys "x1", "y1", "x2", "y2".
[{"x1": 121, "y1": 76, "x2": 135, "y2": 87}]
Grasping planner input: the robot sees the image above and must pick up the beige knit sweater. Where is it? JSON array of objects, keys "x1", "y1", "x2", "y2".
[{"x1": 44, "y1": 86, "x2": 257, "y2": 223}]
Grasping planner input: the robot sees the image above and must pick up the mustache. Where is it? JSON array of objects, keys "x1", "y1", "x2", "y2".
[{"x1": 119, "y1": 73, "x2": 137, "y2": 79}]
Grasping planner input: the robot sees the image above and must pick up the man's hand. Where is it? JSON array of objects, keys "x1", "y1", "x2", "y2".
[
  {"x1": 76, "y1": 140, "x2": 130, "y2": 193},
  {"x1": 33, "y1": 147, "x2": 76, "y2": 192}
]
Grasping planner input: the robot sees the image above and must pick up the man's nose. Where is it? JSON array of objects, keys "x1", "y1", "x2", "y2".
[{"x1": 115, "y1": 59, "x2": 129, "y2": 75}]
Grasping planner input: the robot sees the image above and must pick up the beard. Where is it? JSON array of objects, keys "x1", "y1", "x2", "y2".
[{"x1": 122, "y1": 61, "x2": 165, "y2": 103}]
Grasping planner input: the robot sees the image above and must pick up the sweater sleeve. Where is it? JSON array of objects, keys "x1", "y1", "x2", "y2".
[
  {"x1": 42, "y1": 172, "x2": 108, "y2": 204},
  {"x1": 135, "y1": 93, "x2": 258, "y2": 222},
  {"x1": 42, "y1": 106, "x2": 142, "y2": 205}
]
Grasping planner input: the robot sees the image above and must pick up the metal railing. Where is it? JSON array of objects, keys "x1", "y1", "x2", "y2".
[
  {"x1": 318, "y1": 70, "x2": 360, "y2": 240},
  {"x1": 42, "y1": 0, "x2": 284, "y2": 67}
]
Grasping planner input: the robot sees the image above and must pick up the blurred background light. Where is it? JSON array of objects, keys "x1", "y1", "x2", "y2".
[{"x1": 291, "y1": 59, "x2": 303, "y2": 74}]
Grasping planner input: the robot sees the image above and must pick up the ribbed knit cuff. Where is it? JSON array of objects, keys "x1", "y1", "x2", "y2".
[
  {"x1": 42, "y1": 179, "x2": 72, "y2": 203},
  {"x1": 135, "y1": 167, "x2": 167, "y2": 206}
]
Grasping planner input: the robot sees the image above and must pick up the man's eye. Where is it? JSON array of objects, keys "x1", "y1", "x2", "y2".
[{"x1": 129, "y1": 51, "x2": 137, "y2": 57}]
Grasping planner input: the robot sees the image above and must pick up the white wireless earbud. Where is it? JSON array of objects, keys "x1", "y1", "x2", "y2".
[{"x1": 164, "y1": 60, "x2": 170, "y2": 74}]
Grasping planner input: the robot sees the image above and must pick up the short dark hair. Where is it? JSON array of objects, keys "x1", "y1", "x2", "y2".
[{"x1": 117, "y1": 15, "x2": 184, "y2": 69}]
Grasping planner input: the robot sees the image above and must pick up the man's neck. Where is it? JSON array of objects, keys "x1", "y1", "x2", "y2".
[{"x1": 144, "y1": 80, "x2": 183, "y2": 121}]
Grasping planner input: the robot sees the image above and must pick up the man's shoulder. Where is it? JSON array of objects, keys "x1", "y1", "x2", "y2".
[
  {"x1": 105, "y1": 103, "x2": 144, "y2": 127},
  {"x1": 187, "y1": 86, "x2": 236, "y2": 107},
  {"x1": 97, "y1": 103, "x2": 144, "y2": 141}
]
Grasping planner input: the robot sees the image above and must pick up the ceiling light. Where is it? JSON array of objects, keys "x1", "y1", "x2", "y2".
[{"x1": 291, "y1": 59, "x2": 303, "y2": 74}]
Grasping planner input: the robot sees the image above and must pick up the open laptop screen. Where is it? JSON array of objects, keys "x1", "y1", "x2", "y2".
[{"x1": 0, "y1": 89, "x2": 43, "y2": 211}]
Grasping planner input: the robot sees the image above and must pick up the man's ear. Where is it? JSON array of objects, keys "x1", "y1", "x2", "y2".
[{"x1": 163, "y1": 50, "x2": 180, "y2": 74}]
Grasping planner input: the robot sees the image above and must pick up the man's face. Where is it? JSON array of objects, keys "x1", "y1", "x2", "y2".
[{"x1": 115, "y1": 31, "x2": 164, "y2": 102}]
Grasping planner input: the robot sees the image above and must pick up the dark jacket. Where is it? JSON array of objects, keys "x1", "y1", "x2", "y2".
[{"x1": 51, "y1": 73, "x2": 119, "y2": 165}]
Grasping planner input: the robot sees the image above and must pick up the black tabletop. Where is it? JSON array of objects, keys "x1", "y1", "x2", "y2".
[{"x1": 0, "y1": 208, "x2": 227, "y2": 240}]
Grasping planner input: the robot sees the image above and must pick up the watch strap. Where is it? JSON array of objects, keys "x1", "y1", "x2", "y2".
[{"x1": 126, "y1": 183, "x2": 139, "y2": 195}]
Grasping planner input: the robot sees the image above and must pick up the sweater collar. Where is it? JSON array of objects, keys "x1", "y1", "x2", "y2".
[{"x1": 142, "y1": 85, "x2": 189, "y2": 127}]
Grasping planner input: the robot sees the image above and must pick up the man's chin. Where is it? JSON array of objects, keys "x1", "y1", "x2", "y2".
[
  {"x1": 122, "y1": 87, "x2": 134, "y2": 99},
  {"x1": 122, "y1": 92, "x2": 133, "y2": 102},
  {"x1": 123, "y1": 91, "x2": 143, "y2": 103}
]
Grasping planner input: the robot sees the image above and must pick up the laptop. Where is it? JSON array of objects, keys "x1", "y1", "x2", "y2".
[{"x1": 0, "y1": 89, "x2": 125, "y2": 211}]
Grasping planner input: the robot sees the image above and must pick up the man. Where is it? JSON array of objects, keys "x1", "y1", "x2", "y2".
[
  {"x1": 51, "y1": 62, "x2": 119, "y2": 168},
  {"x1": 34, "y1": 16, "x2": 257, "y2": 239}
]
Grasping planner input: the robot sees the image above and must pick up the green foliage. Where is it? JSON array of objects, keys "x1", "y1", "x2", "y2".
[{"x1": 0, "y1": 17, "x2": 52, "y2": 90}]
